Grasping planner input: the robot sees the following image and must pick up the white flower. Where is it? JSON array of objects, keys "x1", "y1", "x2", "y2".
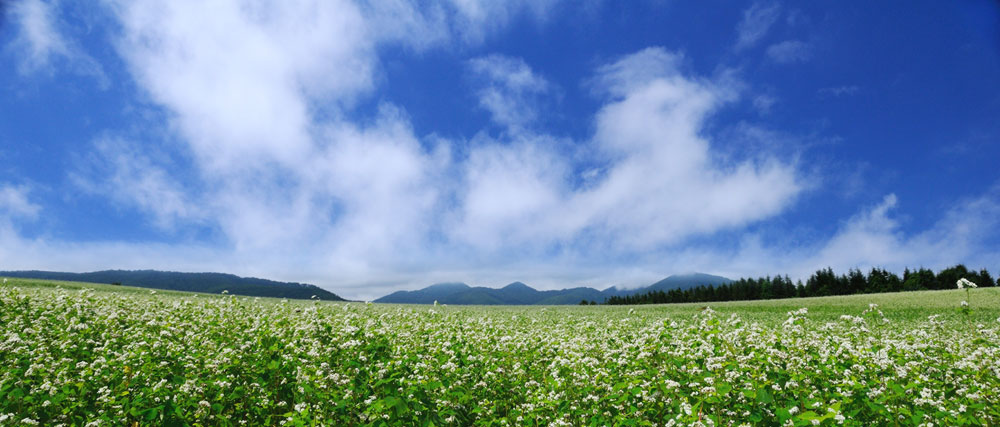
[
  {"x1": 961, "y1": 300, "x2": 969, "y2": 307},
  {"x1": 957, "y1": 278, "x2": 977, "y2": 289}
]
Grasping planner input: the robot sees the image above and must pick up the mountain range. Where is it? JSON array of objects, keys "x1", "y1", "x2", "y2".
[
  {"x1": 374, "y1": 273, "x2": 732, "y2": 305},
  {"x1": 0, "y1": 270, "x2": 345, "y2": 301}
]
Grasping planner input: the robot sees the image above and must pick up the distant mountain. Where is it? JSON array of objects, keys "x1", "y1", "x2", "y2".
[
  {"x1": 376, "y1": 282, "x2": 472, "y2": 304},
  {"x1": 0, "y1": 270, "x2": 345, "y2": 301},
  {"x1": 374, "y1": 273, "x2": 733, "y2": 305},
  {"x1": 645, "y1": 273, "x2": 733, "y2": 292}
]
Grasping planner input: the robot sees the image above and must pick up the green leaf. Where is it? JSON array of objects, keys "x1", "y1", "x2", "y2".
[
  {"x1": 715, "y1": 382, "x2": 731, "y2": 395},
  {"x1": 757, "y1": 388, "x2": 773, "y2": 404}
]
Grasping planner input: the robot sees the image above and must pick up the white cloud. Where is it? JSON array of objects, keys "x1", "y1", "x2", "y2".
[
  {"x1": 468, "y1": 54, "x2": 550, "y2": 129},
  {"x1": 792, "y1": 190, "x2": 1000, "y2": 279},
  {"x1": 767, "y1": 40, "x2": 812, "y2": 64},
  {"x1": 111, "y1": 0, "x2": 373, "y2": 173},
  {"x1": 735, "y1": 1, "x2": 781, "y2": 50},
  {"x1": 0, "y1": 184, "x2": 41, "y2": 267},
  {"x1": 0, "y1": 184, "x2": 40, "y2": 220},
  {"x1": 708, "y1": 190, "x2": 1000, "y2": 282},
  {"x1": 308, "y1": 105, "x2": 444, "y2": 265},
  {"x1": 576, "y1": 48, "x2": 801, "y2": 248},
  {"x1": 810, "y1": 194, "x2": 907, "y2": 268},
  {"x1": 449, "y1": 48, "x2": 804, "y2": 252},
  {"x1": 450, "y1": 134, "x2": 569, "y2": 250},
  {"x1": 71, "y1": 138, "x2": 202, "y2": 230},
  {"x1": 7, "y1": 0, "x2": 106, "y2": 82}
]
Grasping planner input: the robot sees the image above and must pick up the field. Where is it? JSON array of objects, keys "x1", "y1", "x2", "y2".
[{"x1": 2, "y1": 279, "x2": 999, "y2": 426}]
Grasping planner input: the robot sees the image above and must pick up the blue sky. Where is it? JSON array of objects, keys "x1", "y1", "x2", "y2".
[{"x1": 1, "y1": 0, "x2": 998, "y2": 299}]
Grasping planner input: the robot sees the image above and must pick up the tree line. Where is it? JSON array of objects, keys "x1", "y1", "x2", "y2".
[{"x1": 604, "y1": 264, "x2": 996, "y2": 305}]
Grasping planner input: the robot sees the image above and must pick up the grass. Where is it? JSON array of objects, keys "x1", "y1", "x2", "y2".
[{"x1": 642, "y1": 287, "x2": 1000, "y2": 324}]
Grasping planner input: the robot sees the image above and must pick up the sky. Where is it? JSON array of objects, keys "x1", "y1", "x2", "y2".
[{"x1": 1, "y1": 0, "x2": 999, "y2": 300}]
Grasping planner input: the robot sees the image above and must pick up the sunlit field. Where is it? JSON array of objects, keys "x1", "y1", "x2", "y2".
[{"x1": 2, "y1": 278, "x2": 999, "y2": 426}]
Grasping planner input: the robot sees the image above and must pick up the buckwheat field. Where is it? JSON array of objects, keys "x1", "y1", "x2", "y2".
[{"x1": 2, "y1": 279, "x2": 999, "y2": 426}]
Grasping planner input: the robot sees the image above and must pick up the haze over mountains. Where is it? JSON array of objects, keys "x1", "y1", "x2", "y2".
[{"x1": 374, "y1": 273, "x2": 733, "y2": 305}]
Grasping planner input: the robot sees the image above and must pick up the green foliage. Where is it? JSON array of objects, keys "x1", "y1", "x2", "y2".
[{"x1": 2, "y1": 279, "x2": 999, "y2": 425}]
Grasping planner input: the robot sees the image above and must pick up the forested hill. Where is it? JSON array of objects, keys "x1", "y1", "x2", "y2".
[
  {"x1": 0, "y1": 270, "x2": 345, "y2": 301},
  {"x1": 606, "y1": 264, "x2": 998, "y2": 305}
]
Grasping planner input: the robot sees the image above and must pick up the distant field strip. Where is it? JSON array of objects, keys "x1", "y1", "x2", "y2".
[{"x1": 2, "y1": 279, "x2": 999, "y2": 425}]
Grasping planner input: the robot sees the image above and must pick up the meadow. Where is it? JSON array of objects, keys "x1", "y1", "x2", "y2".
[{"x1": 2, "y1": 278, "x2": 999, "y2": 426}]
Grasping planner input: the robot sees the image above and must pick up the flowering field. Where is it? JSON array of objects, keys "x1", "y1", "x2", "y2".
[{"x1": 2, "y1": 279, "x2": 999, "y2": 426}]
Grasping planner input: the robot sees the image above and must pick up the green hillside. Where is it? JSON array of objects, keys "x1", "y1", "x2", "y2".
[{"x1": 0, "y1": 270, "x2": 344, "y2": 301}]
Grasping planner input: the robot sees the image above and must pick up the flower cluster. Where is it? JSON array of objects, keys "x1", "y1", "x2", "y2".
[{"x1": 957, "y1": 278, "x2": 978, "y2": 289}]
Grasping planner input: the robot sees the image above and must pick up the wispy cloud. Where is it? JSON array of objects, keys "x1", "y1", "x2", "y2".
[
  {"x1": 7, "y1": 0, "x2": 105, "y2": 83},
  {"x1": 735, "y1": 1, "x2": 781, "y2": 50},
  {"x1": 71, "y1": 138, "x2": 204, "y2": 231},
  {"x1": 441, "y1": 0, "x2": 563, "y2": 44},
  {"x1": 8, "y1": 0, "x2": 69, "y2": 72},
  {"x1": 468, "y1": 54, "x2": 551, "y2": 129},
  {"x1": 359, "y1": 0, "x2": 565, "y2": 48},
  {"x1": 766, "y1": 40, "x2": 811, "y2": 63},
  {"x1": 818, "y1": 85, "x2": 860, "y2": 98},
  {"x1": 752, "y1": 94, "x2": 776, "y2": 115}
]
